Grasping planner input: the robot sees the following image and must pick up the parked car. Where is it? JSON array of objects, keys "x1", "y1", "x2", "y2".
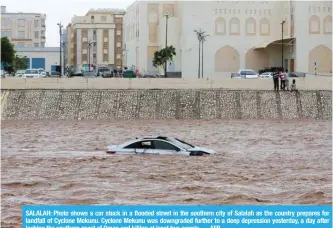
[
  {"x1": 83, "y1": 71, "x2": 97, "y2": 78},
  {"x1": 106, "y1": 136, "x2": 216, "y2": 156},
  {"x1": 143, "y1": 73, "x2": 158, "y2": 78},
  {"x1": 289, "y1": 72, "x2": 300, "y2": 77},
  {"x1": 48, "y1": 71, "x2": 61, "y2": 77},
  {"x1": 15, "y1": 70, "x2": 26, "y2": 77},
  {"x1": 231, "y1": 69, "x2": 259, "y2": 79},
  {"x1": 22, "y1": 69, "x2": 40, "y2": 78},
  {"x1": 123, "y1": 70, "x2": 135, "y2": 78},
  {"x1": 259, "y1": 72, "x2": 273, "y2": 78},
  {"x1": 69, "y1": 69, "x2": 84, "y2": 77},
  {"x1": 97, "y1": 67, "x2": 113, "y2": 77}
]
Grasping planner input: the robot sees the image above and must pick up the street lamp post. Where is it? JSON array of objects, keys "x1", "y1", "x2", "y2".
[
  {"x1": 281, "y1": 20, "x2": 286, "y2": 71},
  {"x1": 57, "y1": 22, "x2": 63, "y2": 76},
  {"x1": 86, "y1": 41, "x2": 95, "y2": 72},
  {"x1": 165, "y1": 13, "x2": 169, "y2": 78},
  {"x1": 61, "y1": 41, "x2": 67, "y2": 76}
]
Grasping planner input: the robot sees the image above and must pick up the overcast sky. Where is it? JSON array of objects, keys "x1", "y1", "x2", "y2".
[{"x1": 2, "y1": 0, "x2": 133, "y2": 47}]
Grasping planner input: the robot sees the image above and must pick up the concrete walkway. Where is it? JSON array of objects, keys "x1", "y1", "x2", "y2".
[{"x1": 1, "y1": 77, "x2": 332, "y2": 90}]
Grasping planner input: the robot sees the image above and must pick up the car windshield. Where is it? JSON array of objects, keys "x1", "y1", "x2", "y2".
[
  {"x1": 168, "y1": 138, "x2": 194, "y2": 149},
  {"x1": 245, "y1": 71, "x2": 256, "y2": 75},
  {"x1": 99, "y1": 68, "x2": 109, "y2": 72},
  {"x1": 25, "y1": 70, "x2": 39, "y2": 74}
]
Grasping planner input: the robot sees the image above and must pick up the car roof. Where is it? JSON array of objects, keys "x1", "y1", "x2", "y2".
[
  {"x1": 119, "y1": 136, "x2": 173, "y2": 146},
  {"x1": 139, "y1": 136, "x2": 170, "y2": 140}
]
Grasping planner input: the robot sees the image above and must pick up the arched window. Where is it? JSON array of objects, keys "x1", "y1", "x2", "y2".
[
  {"x1": 245, "y1": 17, "x2": 256, "y2": 35},
  {"x1": 229, "y1": 17, "x2": 240, "y2": 35},
  {"x1": 309, "y1": 15, "x2": 320, "y2": 34},
  {"x1": 259, "y1": 18, "x2": 270, "y2": 36},
  {"x1": 323, "y1": 15, "x2": 332, "y2": 34},
  {"x1": 215, "y1": 17, "x2": 226, "y2": 35}
]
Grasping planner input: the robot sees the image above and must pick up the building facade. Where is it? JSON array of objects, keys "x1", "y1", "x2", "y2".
[
  {"x1": 66, "y1": 9, "x2": 125, "y2": 70},
  {"x1": 15, "y1": 47, "x2": 60, "y2": 71},
  {"x1": 124, "y1": 1, "x2": 332, "y2": 78},
  {"x1": 124, "y1": 1, "x2": 181, "y2": 74},
  {"x1": 0, "y1": 5, "x2": 46, "y2": 48}
]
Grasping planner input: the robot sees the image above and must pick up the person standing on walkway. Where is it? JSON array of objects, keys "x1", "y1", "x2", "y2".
[
  {"x1": 273, "y1": 70, "x2": 280, "y2": 91},
  {"x1": 285, "y1": 70, "x2": 290, "y2": 90},
  {"x1": 280, "y1": 71, "x2": 286, "y2": 90}
]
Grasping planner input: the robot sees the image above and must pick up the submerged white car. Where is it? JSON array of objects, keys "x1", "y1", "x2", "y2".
[{"x1": 106, "y1": 136, "x2": 216, "y2": 156}]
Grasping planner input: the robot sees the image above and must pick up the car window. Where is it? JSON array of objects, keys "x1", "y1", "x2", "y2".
[
  {"x1": 153, "y1": 140, "x2": 180, "y2": 151},
  {"x1": 25, "y1": 70, "x2": 38, "y2": 74},
  {"x1": 124, "y1": 140, "x2": 154, "y2": 149},
  {"x1": 240, "y1": 71, "x2": 246, "y2": 75},
  {"x1": 245, "y1": 71, "x2": 256, "y2": 75}
]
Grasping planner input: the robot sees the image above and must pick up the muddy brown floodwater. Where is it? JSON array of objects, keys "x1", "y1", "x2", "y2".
[{"x1": 1, "y1": 119, "x2": 332, "y2": 226}]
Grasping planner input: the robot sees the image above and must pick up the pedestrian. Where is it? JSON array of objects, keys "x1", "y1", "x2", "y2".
[
  {"x1": 273, "y1": 70, "x2": 279, "y2": 91},
  {"x1": 280, "y1": 71, "x2": 286, "y2": 90},
  {"x1": 285, "y1": 70, "x2": 290, "y2": 91},
  {"x1": 291, "y1": 79, "x2": 297, "y2": 91}
]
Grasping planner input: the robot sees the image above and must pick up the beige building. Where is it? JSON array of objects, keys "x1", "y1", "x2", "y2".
[
  {"x1": 0, "y1": 6, "x2": 46, "y2": 48},
  {"x1": 66, "y1": 9, "x2": 125, "y2": 70},
  {"x1": 124, "y1": 1, "x2": 332, "y2": 78}
]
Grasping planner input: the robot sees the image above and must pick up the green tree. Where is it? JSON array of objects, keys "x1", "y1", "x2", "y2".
[
  {"x1": 1, "y1": 37, "x2": 15, "y2": 69},
  {"x1": 14, "y1": 55, "x2": 28, "y2": 71},
  {"x1": 152, "y1": 45, "x2": 176, "y2": 78}
]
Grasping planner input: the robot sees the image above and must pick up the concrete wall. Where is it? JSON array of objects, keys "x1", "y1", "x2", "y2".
[
  {"x1": 1, "y1": 77, "x2": 331, "y2": 90},
  {"x1": 1, "y1": 89, "x2": 331, "y2": 121}
]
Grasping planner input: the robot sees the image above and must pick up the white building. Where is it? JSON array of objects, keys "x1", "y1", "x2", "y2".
[
  {"x1": 67, "y1": 9, "x2": 125, "y2": 70},
  {"x1": 124, "y1": 1, "x2": 181, "y2": 74},
  {"x1": 0, "y1": 5, "x2": 46, "y2": 48},
  {"x1": 124, "y1": 1, "x2": 332, "y2": 78},
  {"x1": 15, "y1": 47, "x2": 60, "y2": 72}
]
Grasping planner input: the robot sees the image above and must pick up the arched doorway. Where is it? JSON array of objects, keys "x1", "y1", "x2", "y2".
[
  {"x1": 308, "y1": 45, "x2": 332, "y2": 73},
  {"x1": 215, "y1": 46, "x2": 240, "y2": 72},
  {"x1": 245, "y1": 48, "x2": 269, "y2": 72}
]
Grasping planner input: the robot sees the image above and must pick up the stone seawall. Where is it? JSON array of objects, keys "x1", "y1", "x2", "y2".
[{"x1": 1, "y1": 89, "x2": 331, "y2": 120}]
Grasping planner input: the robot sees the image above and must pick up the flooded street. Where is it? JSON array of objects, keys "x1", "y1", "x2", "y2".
[{"x1": 1, "y1": 119, "x2": 332, "y2": 226}]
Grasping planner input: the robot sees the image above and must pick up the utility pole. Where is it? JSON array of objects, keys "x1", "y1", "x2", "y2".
[
  {"x1": 164, "y1": 13, "x2": 169, "y2": 78},
  {"x1": 281, "y1": 20, "x2": 286, "y2": 71},
  {"x1": 61, "y1": 41, "x2": 67, "y2": 76},
  {"x1": 86, "y1": 41, "x2": 95, "y2": 72},
  {"x1": 57, "y1": 22, "x2": 63, "y2": 75}
]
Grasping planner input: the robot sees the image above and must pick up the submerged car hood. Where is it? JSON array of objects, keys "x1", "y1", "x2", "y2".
[{"x1": 187, "y1": 147, "x2": 216, "y2": 154}]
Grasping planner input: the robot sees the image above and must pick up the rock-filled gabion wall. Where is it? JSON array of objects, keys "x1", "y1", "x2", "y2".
[{"x1": 1, "y1": 89, "x2": 331, "y2": 120}]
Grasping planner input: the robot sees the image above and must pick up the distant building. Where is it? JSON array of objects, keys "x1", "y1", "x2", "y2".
[
  {"x1": 124, "y1": 1, "x2": 180, "y2": 75},
  {"x1": 15, "y1": 47, "x2": 60, "y2": 72},
  {"x1": 66, "y1": 8, "x2": 125, "y2": 70},
  {"x1": 0, "y1": 5, "x2": 47, "y2": 48},
  {"x1": 124, "y1": 1, "x2": 332, "y2": 77}
]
